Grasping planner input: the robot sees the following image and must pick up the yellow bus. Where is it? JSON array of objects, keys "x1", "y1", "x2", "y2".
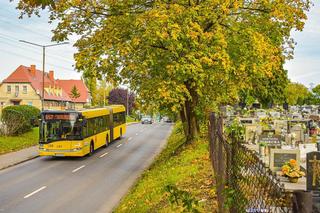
[{"x1": 39, "y1": 105, "x2": 126, "y2": 157}]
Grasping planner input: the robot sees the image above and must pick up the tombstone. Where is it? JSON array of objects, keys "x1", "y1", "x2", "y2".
[
  {"x1": 269, "y1": 149, "x2": 300, "y2": 171},
  {"x1": 299, "y1": 144, "x2": 317, "y2": 161},
  {"x1": 239, "y1": 118, "x2": 256, "y2": 125},
  {"x1": 245, "y1": 124, "x2": 259, "y2": 144},
  {"x1": 306, "y1": 151, "x2": 320, "y2": 191},
  {"x1": 252, "y1": 103, "x2": 261, "y2": 109},
  {"x1": 274, "y1": 120, "x2": 287, "y2": 135},
  {"x1": 291, "y1": 125, "x2": 304, "y2": 143}
]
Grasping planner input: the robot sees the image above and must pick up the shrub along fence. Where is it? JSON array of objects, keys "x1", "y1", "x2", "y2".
[
  {"x1": 1, "y1": 105, "x2": 40, "y2": 136},
  {"x1": 208, "y1": 113, "x2": 293, "y2": 213}
]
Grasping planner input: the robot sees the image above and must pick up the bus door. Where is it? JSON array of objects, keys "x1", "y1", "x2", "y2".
[{"x1": 108, "y1": 107, "x2": 114, "y2": 141}]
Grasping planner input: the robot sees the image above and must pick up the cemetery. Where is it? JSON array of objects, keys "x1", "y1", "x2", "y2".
[{"x1": 210, "y1": 105, "x2": 320, "y2": 212}]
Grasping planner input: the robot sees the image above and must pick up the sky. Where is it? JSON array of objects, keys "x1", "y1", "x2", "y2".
[
  {"x1": 0, "y1": 1, "x2": 319, "y2": 86},
  {"x1": 0, "y1": 0, "x2": 81, "y2": 81}
]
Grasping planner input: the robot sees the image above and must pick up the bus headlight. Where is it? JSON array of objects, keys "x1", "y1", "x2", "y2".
[{"x1": 73, "y1": 147, "x2": 82, "y2": 151}]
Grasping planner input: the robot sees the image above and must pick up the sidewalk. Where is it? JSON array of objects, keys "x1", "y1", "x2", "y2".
[{"x1": 0, "y1": 146, "x2": 38, "y2": 170}]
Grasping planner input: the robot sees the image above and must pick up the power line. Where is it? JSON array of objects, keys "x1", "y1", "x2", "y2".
[
  {"x1": 0, "y1": 48, "x2": 78, "y2": 73},
  {"x1": 0, "y1": 33, "x2": 76, "y2": 64}
]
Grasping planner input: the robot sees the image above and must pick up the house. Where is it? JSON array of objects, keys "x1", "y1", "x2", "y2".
[{"x1": 0, "y1": 65, "x2": 90, "y2": 110}]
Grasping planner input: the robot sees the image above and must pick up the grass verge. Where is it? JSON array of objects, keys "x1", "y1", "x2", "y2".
[
  {"x1": 126, "y1": 115, "x2": 138, "y2": 123},
  {"x1": 0, "y1": 127, "x2": 39, "y2": 155},
  {"x1": 115, "y1": 123, "x2": 216, "y2": 212}
]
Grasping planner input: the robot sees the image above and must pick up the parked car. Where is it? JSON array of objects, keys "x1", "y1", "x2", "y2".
[{"x1": 141, "y1": 116, "x2": 152, "y2": 124}]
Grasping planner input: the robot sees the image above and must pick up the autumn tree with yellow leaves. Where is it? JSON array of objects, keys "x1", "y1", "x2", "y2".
[{"x1": 17, "y1": 0, "x2": 311, "y2": 142}]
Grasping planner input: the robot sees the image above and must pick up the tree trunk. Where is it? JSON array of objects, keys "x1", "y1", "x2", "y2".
[
  {"x1": 179, "y1": 106, "x2": 189, "y2": 138},
  {"x1": 184, "y1": 81, "x2": 199, "y2": 143}
]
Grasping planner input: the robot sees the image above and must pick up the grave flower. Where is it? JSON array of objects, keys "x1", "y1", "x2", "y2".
[{"x1": 281, "y1": 159, "x2": 305, "y2": 183}]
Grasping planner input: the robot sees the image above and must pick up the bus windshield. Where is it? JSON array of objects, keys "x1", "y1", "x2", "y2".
[{"x1": 40, "y1": 113, "x2": 82, "y2": 143}]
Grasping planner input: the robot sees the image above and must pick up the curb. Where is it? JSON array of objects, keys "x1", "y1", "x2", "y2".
[
  {"x1": 126, "y1": 122, "x2": 139, "y2": 126},
  {"x1": 0, "y1": 155, "x2": 39, "y2": 171}
]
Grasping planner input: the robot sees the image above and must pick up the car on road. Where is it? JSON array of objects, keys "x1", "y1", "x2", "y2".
[
  {"x1": 163, "y1": 116, "x2": 173, "y2": 123},
  {"x1": 141, "y1": 116, "x2": 152, "y2": 124}
]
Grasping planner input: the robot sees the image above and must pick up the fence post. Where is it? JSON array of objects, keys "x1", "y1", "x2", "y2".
[{"x1": 217, "y1": 115, "x2": 226, "y2": 213}]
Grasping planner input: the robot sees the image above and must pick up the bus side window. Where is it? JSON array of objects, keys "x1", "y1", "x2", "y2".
[
  {"x1": 113, "y1": 113, "x2": 118, "y2": 126},
  {"x1": 88, "y1": 119, "x2": 94, "y2": 136},
  {"x1": 82, "y1": 124, "x2": 87, "y2": 138},
  {"x1": 121, "y1": 112, "x2": 125, "y2": 124}
]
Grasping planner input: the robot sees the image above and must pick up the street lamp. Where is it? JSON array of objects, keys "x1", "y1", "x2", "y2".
[
  {"x1": 126, "y1": 88, "x2": 129, "y2": 116},
  {"x1": 19, "y1": 40, "x2": 69, "y2": 111}
]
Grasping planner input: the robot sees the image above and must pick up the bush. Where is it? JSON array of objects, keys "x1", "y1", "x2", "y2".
[{"x1": 1, "y1": 105, "x2": 40, "y2": 135}]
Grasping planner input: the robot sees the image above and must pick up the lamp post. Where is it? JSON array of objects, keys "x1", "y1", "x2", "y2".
[
  {"x1": 126, "y1": 88, "x2": 129, "y2": 116},
  {"x1": 19, "y1": 40, "x2": 69, "y2": 111}
]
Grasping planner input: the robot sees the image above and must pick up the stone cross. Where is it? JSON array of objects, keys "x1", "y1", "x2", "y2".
[{"x1": 309, "y1": 154, "x2": 320, "y2": 187}]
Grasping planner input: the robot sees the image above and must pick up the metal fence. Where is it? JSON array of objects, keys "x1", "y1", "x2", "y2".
[{"x1": 208, "y1": 113, "x2": 293, "y2": 213}]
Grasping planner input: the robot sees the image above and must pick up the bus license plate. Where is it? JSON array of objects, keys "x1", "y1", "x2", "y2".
[{"x1": 55, "y1": 153, "x2": 64, "y2": 157}]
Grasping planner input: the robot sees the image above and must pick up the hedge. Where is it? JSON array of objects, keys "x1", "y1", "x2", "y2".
[{"x1": 1, "y1": 105, "x2": 40, "y2": 135}]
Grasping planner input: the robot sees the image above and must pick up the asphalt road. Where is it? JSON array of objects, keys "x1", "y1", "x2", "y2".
[{"x1": 0, "y1": 122, "x2": 173, "y2": 213}]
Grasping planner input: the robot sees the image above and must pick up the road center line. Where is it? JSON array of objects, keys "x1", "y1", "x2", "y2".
[
  {"x1": 72, "y1": 165, "x2": 86, "y2": 173},
  {"x1": 24, "y1": 186, "x2": 47, "y2": 199},
  {"x1": 116, "y1": 144, "x2": 122, "y2": 148},
  {"x1": 128, "y1": 137, "x2": 133, "y2": 141},
  {"x1": 99, "y1": 152, "x2": 109, "y2": 158}
]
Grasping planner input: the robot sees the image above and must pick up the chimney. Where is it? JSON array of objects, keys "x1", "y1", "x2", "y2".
[
  {"x1": 49, "y1": 70, "x2": 54, "y2": 81},
  {"x1": 30, "y1": 65, "x2": 36, "y2": 76}
]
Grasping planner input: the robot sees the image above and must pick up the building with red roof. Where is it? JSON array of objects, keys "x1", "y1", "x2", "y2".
[{"x1": 0, "y1": 65, "x2": 90, "y2": 110}]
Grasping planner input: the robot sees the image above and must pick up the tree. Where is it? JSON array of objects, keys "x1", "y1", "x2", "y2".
[
  {"x1": 311, "y1": 84, "x2": 320, "y2": 104},
  {"x1": 240, "y1": 68, "x2": 289, "y2": 108},
  {"x1": 284, "y1": 82, "x2": 310, "y2": 105},
  {"x1": 95, "y1": 80, "x2": 113, "y2": 107},
  {"x1": 17, "y1": 0, "x2": 311, "y2": 142},
  {"x1": 108, "y1": 88, "x2": 135, "y2": 115},
  {"x1": 69, "y1": 85, "x2": 81, "y2": 104}
]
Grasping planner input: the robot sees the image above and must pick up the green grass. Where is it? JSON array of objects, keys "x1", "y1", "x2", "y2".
[
  {"x1": 0, "y1": 128, "x2": 39, "y2": 155},
  {"x1": 115, "y1": 123, "x2": 216, "y2": 213},
  {"x1": 126, "y1": 115, "x2": 138, "y2": 123}
]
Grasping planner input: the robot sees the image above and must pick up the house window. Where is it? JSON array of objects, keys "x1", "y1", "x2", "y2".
[
  {"x1": 23, "y1": 86, "x2": 27, "y2": 94},
  {"x1": 28, "y1": 101, "x2": 32, "y2": 106},
  {"x1": 7, "y1": 85, "x2": 11, "y2": 93},
  {"x1": 15, "y1": 85, "x2": 19, "y2": 92}
]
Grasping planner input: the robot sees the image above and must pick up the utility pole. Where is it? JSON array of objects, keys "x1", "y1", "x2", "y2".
[
  {"x1": 19, "y1": 40, "x2": 69, "y2": 111},
  {"x1": 126, "y1": 88, "x2": 129, "y2": 116}
]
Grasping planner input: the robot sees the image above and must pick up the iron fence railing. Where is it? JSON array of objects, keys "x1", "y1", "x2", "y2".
[{"x1": 209, "y1": 113, "x2": 293, "y2": 213}]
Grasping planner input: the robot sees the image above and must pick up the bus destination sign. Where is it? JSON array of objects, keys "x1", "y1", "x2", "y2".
[{"x1": 44, "y1": 113, "x2": 77, "y2": 121}]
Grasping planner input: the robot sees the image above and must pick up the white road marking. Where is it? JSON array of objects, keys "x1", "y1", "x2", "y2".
[
  {"x1": 136, "y1": 133, "x2": 139, "y2": 135},
  {"x1": 128, "y1": 137, "x2": 133, "y2": 141},
  {"x1": 116, "y1": 144, "x2": 122, "y2": 148},
  {"x1": 24, "y1": 186, "x2": 47, "y2": 199},
  {"x1": 140, "y1": 129, "x2": 144, "y2": 132},
  {"x1": 72, "y1": 165, "x2": 86, "y2": 173},
  {"x1": 99, "y1": 152, "x2": 109, "y2": 158}
]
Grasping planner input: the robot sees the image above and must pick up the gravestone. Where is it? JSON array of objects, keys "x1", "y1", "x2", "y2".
[
  {"x1": 240, "y1": 118, "x2": 256, "y2": 125},
  {"x1": 299, "y1": 144, "x2": 317, "y2": 161},
  {"x1": 269, "y1": 149, "x2": 300, "y2": 171},
  {"x1": 306, "y1": 151, "x2": 320, "y2": 191},
  {"x1": 291, "y1": 125, "x2": 304, "y2": 142},
  {"x1": 259, "y1": 131, "x2": 281, "y2": 146},
  {"x1": 245, "y1": 124, "x2": 259, "y2": 144},
  {"x1": 274, "y1": 120, "x2": 287, "y2": 135}
]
